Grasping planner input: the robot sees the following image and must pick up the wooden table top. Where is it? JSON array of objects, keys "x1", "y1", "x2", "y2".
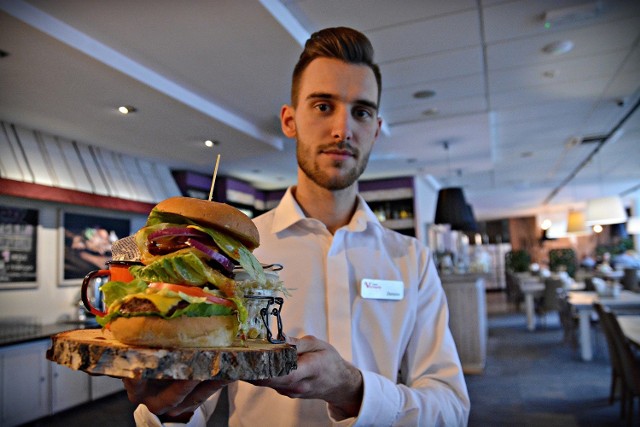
[{"x1": 617, "y1": 315, "x2": 640, "y2": 347}]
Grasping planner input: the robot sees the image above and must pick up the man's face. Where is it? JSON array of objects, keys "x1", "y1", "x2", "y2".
[{"x1": 281, "y1": 57, "x2": 381, "y2": 190}]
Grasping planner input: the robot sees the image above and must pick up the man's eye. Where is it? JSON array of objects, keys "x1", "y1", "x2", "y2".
[
  {"x1": 354, "y1": 108, "x2": 373, "y2": 119},
  {"x1": 315, "y1": 103, "x2": 331, "y2": 112}
]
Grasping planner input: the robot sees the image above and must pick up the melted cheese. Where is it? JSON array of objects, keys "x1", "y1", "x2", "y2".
[{"x1": 112, "y1": 293, "x2": 182, "y2": 315}]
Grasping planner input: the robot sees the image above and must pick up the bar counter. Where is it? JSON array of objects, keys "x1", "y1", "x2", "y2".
[{"x1": 0, "y1": 320, "x2": 99, "y2": 347}]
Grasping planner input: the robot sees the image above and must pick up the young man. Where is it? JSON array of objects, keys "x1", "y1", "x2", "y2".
[{"x1": 127, "y1": 27, "x2": 470, "y2": 426}]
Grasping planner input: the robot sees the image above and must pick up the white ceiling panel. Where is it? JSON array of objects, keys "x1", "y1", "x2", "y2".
[{"x1": 0, "y1": 0, "x2": 638, "y2": 221}]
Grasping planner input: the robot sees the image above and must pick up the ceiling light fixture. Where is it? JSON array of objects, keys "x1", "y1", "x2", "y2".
[
  {"x1": 422, "y1": 108, "x2": 439, "y2": 116},
  {"x1": 542, "y1": 40, "x2": 574, "y2": 55},
  {"x1": 204, "y1": 139, "x2": 218, "y2": 148},
  {"x1": 118, "y1": 105, "x2": 137, "y2": 114},
  {"x1": 626, "y1": 216, "x2": 640, "y2": 234},
  {"x1": 584, "y1": 196, "x2": 628, "y2": 226},
  {"x1": 413, "y1": 89, "x2": 436, "y2": 99},
  {"x1": 433, "y1": 141, "x2": 478, "y2": 231},
  {"x1": 566, "y1": 210, "x2": 591, "y2": 235}
]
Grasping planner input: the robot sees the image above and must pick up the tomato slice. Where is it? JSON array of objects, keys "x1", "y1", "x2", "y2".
[{"x1": 148, "y1": 282, "x2": 235, "y2": 308}]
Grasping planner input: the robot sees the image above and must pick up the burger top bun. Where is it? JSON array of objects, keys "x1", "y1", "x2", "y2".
[{"x1": 154, "y1": 196, "x2": 259, "y2": 250}]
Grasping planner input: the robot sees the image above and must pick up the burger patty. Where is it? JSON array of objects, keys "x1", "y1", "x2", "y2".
[
  {"x1": 119, "y1": 298, "x2": 159, "y2": 314},
  {"x1": 118, "y1": 298, "x2": 190, "y2": 316}
]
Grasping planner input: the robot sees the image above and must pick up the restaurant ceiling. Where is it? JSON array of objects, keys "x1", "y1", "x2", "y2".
[{"x1": 0, "y1": 0, "x2": 639, "y2": 220}]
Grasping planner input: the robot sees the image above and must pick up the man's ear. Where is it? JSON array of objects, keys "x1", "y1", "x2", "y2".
[{"x1": 280, "y1": 104, "x2": 296, "y2": 138}]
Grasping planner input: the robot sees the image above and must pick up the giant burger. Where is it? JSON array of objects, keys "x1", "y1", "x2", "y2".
[{"x1": 95, "y1": 197, "x2": 266, "y2": 348}]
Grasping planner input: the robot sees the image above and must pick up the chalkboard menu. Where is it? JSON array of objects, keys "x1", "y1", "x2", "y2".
[{"x1": 0, "y1": 205, "x2": 38, "y2": 285}]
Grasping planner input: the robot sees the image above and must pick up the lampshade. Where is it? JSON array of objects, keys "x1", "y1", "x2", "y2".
[
  {"x1": 627, "y1": 216, "x2": 640, "y2": 234},
  {"x1": 566, "y1": 210, "x2": 591, "y2": 235},
  {"x1": 434, "y1": 187, "x2": 476, "y2": 231},
  {"x1": 584, "y1": 196, "x2": 628, "y2": 226},
  {"x1": 462, "y1": 204, "x2": 479, "y2": 232}
]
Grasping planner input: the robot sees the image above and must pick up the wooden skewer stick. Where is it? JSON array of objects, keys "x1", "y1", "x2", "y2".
[{"x1": 208, "y1": 154, "x2": 221, "y2": 202}]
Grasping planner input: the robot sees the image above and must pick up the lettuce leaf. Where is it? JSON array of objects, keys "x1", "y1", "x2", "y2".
[
  {"x1": 190, "y1": 225, "x2": 266, "y2": 287},
  {"x1": 129, "y1": 249, "x2": 235, "y2": 292},
  {"x1": 100, "y1": 279, "x2": 148, "y2": 307},
  {"x1": 136, "y1": 211, "x2": 266, "y2": 287}
]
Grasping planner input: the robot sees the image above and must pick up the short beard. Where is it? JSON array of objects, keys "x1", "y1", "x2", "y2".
[{"x1": 297, "y1": 141, "x2": 370, "y2": 191}]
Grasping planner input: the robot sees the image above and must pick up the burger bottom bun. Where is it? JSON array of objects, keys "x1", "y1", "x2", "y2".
[{"x1": 110, "y1": 315, "x2": 238, "y2": 348}]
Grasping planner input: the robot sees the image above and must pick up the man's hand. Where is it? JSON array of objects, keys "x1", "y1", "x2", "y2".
[
  {"x1": 250, "y1": 335, "x2": 363, "y2": 419},
  {"x1": 122, "y1": 378, "x2": 229, "y2": 423}
]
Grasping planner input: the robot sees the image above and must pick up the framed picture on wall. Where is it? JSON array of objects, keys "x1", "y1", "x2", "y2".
[
  {"x1": 59, "y1": 212, "x2": 130, "y2": 286},
  {"x1": 0, "y1": 205, "x2": 39, "y2": 289}
]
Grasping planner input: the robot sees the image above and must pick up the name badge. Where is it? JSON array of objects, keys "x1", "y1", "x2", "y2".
[{"x1": 360, "y1": 278, "x2": 404, "y2": 300}]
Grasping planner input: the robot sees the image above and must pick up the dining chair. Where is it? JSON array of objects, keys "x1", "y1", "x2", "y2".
[
  {"x1": 622, "y1": 269, "x2": 639, "y2": 292},
  {"x1": 596, "y1": 303, "x2": 640, "y2": 426},
  {"x1": 558, "y1": 290, "x2": 578, "y2": 349},
  {"x1": 536, "y1": 278, "x2": 564, "y2": 328},
  {"x1": 505, "y1": 271, "x2": 524, "y2": 312},
  {"x1": 593, "y1": 303, "x2": 624, "y2": 412}
]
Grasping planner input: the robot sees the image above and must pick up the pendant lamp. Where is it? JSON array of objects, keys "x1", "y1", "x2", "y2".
[
  {"x1": 584, "y1": 196, "x2": 628, "y2": 226},
  {"x1": 626, "y1": 216, "x2": 640, "y2": 234},
  {"x1": 566, "y1": 210, "x2": 591, "y2": 235},
  {"x1": 434, "y1": 140, "x2": 478, "y2": 232},
  {"x1": 434, "y1": 187, "x2": 477, "y2": 231},
  {"x1": 462, "y1": 204, "x2": 479, "y2": 232}
]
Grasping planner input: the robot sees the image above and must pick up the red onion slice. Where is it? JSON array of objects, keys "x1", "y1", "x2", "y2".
[
  {"x1": 148, "y1": 227, "x2": 208, "y2": 242},
  {"x1": 185, "y1": 238, "x2": 235, "y2": 273}
]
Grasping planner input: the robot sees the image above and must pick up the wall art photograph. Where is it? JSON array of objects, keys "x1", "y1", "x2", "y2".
[
  {"x1": 0, "y1": 205, "x2": 38, "y2": 287},
  {"x1": 61, "y1": 212, "x2": 130, "y2": 285}
]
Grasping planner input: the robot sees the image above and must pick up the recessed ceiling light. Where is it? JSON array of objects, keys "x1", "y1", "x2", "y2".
[
  {"x1": 204, "y1": 139, "x2": 219, "y2": 148},
  {"x1": 422, "y1": 108, "x2": 439, "y2": 116},
  {"x1": 118, "y1": 105, "x2": 137, "y2": 114},
  {"x1": 413, "y1": 89, "x2": 436, "y2": 99},
  {"x1": 542, "y1": 40, "x2": 574, "y2": 55}
]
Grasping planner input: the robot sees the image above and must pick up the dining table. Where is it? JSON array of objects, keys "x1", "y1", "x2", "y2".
[
  {"x1": 594, "y1": 269, "x2": 625, "y2": 282},
  {"x1": 518, "y1": 277, "x2": 544, "y2": 331},
  {"x1": 616, "y1": 315, "x2": 640, "y2": 348},
  {"x1": 567, "y1": 290, "x2": 640, "y2": 361},
  {"x1": 519, "y1": 276, "x2": 583, "y2": 331}
]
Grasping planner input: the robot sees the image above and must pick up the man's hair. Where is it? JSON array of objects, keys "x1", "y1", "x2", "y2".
[{"x1": 291, "y1": 27, "x2": 382, "y2": 107}]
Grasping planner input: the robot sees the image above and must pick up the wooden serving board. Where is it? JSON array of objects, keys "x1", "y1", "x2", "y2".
[{"x1": 47, "y1": 329, "x2": 297, "y2": 381}]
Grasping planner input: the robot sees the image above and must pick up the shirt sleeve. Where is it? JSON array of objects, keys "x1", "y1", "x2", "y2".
[
  {"x1": 335, "y1": 255, "x2": 470, "y2": 427},
  {"x1": 133, "y1": 391, "x2": 221, "y2": 427}
]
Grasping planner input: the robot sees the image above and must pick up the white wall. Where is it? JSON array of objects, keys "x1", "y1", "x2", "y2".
[
  {"x1": 413, "y1": 174, "x2": 440, "y2": 246},
  {"x1": 0, "y1": 195, "x2": 146, "y2": 324}
]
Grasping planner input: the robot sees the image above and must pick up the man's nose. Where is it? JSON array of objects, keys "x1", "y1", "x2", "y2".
[{"x1": 331, "y1": 108, "x2": 353, "y2": 141}]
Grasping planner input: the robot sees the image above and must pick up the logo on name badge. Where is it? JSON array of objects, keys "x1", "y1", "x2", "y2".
[{"x1": 360, "y1": 278, "x2": 404, "y2": 300}]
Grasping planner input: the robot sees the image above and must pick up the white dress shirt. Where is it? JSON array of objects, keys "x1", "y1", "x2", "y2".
[{"x1": 135, "y1": 187, "x2": 469, "y2": 426}]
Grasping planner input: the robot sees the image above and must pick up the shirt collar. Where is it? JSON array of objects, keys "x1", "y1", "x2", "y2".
[{"x1": 270, "y1": 186, "x2": 381, "y2": 234}]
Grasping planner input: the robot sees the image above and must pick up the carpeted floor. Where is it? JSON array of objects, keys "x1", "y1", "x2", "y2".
[
  {"x1": 26, "y1": 292, "x2": 631, "y2": 427},
  {"x1": 466, "y1": 292, "x2": 627, "y2": 427}
]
